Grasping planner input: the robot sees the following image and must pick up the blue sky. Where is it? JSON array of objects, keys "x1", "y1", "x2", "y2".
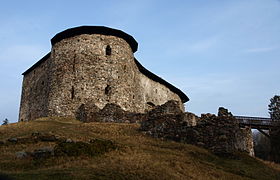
[{"x1": 0, "y1": 0, "x2": 280, "y2": 122}]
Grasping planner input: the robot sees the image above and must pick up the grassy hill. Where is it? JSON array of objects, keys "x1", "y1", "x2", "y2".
[{"x1": 0, "y1": 117, "x2": 279, "y2": 180}]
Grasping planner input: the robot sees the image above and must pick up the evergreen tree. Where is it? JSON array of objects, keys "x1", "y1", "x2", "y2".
[
  {"x1": 2, "y1": 118, "x2": 9, "y2": 125},
  {"x1": 268, "y1": 95, "x2": 280, "y2": 121}
]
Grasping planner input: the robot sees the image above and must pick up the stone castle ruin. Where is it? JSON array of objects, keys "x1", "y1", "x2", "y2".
[
  {"x1": 19, "y1": 26, "x2": 254, "y2": 156},
  {"x1": 19, "y1": 26, "x2": 188, "y2": 122}
]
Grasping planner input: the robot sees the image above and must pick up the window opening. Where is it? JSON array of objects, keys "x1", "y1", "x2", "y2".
[
  {"x1": 71, "y1": 86, "x2": 75, "y2": 99},
  {"x1": 105, "y1": 85, "x2": 111, "y2": 95},
  {"x1": 147, "y1": 102, "x2": 156, "y2": 107},
  {"x1": 106, "y1": 45, "x2": 112, "y2": 56}
]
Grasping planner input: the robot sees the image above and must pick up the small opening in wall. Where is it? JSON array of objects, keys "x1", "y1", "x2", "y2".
[
  {"x1": 106, "y1": 45, "x2": 112, "y2": 56},
  {"x1": 146, "y1": 102, "x2": 156, "y2": 112},
  {"x1": 71, "y1": 86, "x2": 75, "y2": 99},
  {"x1": 42, "y1": 81, "x2": 44, "y2": 85},
  {"x1": 105, "y1": 85, "x2": 111, "y2": 95},
  {"x1": 147, "y1": 102, "x2": 155, "y2": 107}
]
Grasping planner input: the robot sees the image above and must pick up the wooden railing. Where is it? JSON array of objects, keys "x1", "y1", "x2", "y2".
[{"x1": 234, "y1": 116, "x2": 275, "y2": 130}]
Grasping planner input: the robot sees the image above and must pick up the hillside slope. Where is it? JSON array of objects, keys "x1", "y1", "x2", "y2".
[{"x1": 0, "y1": 117, "x2": 279, "y2": 180}]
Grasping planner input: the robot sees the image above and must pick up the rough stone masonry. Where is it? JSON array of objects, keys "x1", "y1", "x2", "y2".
[
  {"x1": 73, "y1": 99, "x2": 254, "y2": 156},
  {"x1": 19, "y1": 26, "x2": 189, "y2": 122},
  {"x1": 139, "y1": 103, "x2": 254, "y2": 156}
]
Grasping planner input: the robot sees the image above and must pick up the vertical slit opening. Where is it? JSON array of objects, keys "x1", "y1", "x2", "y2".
[
  {"x1": 71, "y1": 86, "x2": 75, "y2": 99},
  {"x1": 105, "y1": 85, "x2": 111, "y2": 95}
]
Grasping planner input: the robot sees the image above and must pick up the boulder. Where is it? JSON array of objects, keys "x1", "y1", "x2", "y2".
[
  {"x1": 7, "y1": 138, "x2": 17, "y2": 143},
  {"x1": 15, "y1": 151, "x2": 29, "y2": 159},
  {"x1": 32, "y1": 147, "x2": 54, "y2": 159}
]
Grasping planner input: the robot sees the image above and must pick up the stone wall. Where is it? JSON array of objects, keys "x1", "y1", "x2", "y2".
[
  {"x1": 48, "y1": 34, "x2": 142, "y2": 117},
  {"x1": 138, "y1": 73, "x2": 184, "y2": 112},
  {"x1": 140, "y1": 104, "x2": 254, "y2": 156},
  {"x1": 19, "y1": 33, "x2": 183, "y2": 121},
  {"x1": 75, "y1": 101, "x2": 146, "y2": 123},
  {"x1": 74, "y1": 100, "x2": 254, "y2": 155},
  {"x1": 19, "y1": 56, "x2": 51, "y2": 121}
]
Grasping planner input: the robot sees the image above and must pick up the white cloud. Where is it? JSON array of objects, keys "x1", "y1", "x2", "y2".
[{"x1": 244, "y1": 47, "x2": 278, "y2": 53}]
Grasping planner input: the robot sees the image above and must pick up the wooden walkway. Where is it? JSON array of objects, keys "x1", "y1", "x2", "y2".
[
  {"x1": 234, "y1": 116, "x2": 278, "y2": 137},
  {"x1": 235, "y1": 116, "x2": 274, "y2": 130}
]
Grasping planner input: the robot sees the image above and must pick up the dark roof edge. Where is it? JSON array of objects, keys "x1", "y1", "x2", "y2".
[
  {"x1": 51, "y1": 26, "x2": 138, "y2": 53},
  {"x1": 134, "y1": 58, "x2": 189, "y2": 103},
  {"x1": 22, "y1": 52, "x2": 51, "y2": 75}
]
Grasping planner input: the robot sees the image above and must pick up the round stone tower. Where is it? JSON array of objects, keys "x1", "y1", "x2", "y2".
[{"x1": 48, "y1": 26, "x2": 144, "y2": 116}]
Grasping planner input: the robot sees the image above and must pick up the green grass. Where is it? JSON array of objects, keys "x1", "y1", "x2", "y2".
[{"x1": 0, "y1": 117, "x2": 279, "y2": 180}]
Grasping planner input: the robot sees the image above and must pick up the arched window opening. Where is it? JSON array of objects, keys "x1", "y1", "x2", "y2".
[{"x1": 106, "y1": 45, "x2": 112, "y2": 56}]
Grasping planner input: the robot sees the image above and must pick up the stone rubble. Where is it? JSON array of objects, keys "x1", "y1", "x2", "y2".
[
  {"x1": 139, "y1": 101, "x2": 253, "y2": 155},
  {"x1": 75, "y1": 100, "x2": 253, "y2": 155}
]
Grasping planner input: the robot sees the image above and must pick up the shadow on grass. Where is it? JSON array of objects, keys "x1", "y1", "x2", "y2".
[{"x1": 189, "y1": 151, "x2": 280, "y2": 180}]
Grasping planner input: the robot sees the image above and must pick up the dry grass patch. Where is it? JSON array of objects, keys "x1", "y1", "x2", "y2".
[{"x1": 0, "y1": 117, "x2": 279, "y2": 180}]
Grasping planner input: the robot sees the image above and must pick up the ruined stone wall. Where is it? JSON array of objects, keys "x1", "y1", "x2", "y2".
[
  {"x1": 235, "y1": 127, "x2": 254, "y2": 156},
  {"x1": 20, "y1": 33, "x2": 184, "y2": 121},
  {"x1": 19, "y1": 57, "x2": 51, "y2": 121},
  {"x1": 140, "y1": 105, "x2": 254, "y2": 156}
]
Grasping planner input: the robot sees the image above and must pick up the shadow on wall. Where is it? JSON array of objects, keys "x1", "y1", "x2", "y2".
[{"x1": 253, "y1": 130, "x2": 270, "y2": 160}]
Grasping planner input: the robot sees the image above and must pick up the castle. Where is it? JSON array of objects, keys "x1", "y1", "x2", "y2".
[{"x1": 19, "y1": 26, "x2": 189, "y2": 122}]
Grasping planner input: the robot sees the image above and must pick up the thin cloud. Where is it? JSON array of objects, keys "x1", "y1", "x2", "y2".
[
  {"x1": 244, "y1": 47, "x2": 278, "y2": 53},
  {"x1": 187, "y1": 36, "x2": 220, "y2": 53}
]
